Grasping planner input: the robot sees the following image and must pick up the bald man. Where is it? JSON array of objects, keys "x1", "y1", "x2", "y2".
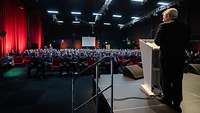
[{"x1": 154, "y1": 8, "x2": 190, "y2": 112}]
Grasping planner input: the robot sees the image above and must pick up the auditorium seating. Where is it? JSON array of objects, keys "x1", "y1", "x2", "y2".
[
  {"x1": 13, "y1": 56, "x2": 23, "y2": 65},
  {"x1": 48, "y1": 57, "x2": 62, "y2": 71},
  {"x1": 23, "y1": 56, "x2": 32, "y2": 64},
  {"x1": 12, "y1": 56, "x2": 32, "y2": 65},
  {"x1": 2, "y1": 49, "x2": 142, "y2": 77}
]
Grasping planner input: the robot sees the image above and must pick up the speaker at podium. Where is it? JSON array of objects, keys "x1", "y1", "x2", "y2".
[{"x1": 123, "y1": 65, "x2": 143, "y2": 79}]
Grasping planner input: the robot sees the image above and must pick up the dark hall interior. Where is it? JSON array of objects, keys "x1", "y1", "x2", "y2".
[{"x1": 0, "y1": 0, "x2": 200, "y2": 113}]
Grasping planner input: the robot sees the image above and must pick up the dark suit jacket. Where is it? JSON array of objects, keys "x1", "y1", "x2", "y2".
[{"x1": 154, "y1": 20, "x2": 190, "y2": 59}]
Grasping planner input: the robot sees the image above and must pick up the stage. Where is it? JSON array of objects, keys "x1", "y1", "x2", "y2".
[
  {"x1": 1, "y1": 66, "x2": 200, "y2": 113},
  {"x1": 98, "y1": 73, "x2": 200, "y2": 113}
]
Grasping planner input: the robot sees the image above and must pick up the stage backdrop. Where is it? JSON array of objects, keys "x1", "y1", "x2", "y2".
[
  {"x1": 82, "y1": 37, "x2": 96, "y2": 47},
  {"x1": 0, "y1": 0, "x2": 27, "y2": 56},
  {"x1": 29, "y1": 11, "x2": 43, "y2": 49},
  {"x1": 0, "y1": 0, "x2": 43, "y2": 56}
]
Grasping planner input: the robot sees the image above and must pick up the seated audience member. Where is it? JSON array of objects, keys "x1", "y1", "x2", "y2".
[
  {"x1": 0, "y1": 54, "x2": 14, "y2": 69},
  {"x1": 23, "y1": 48, "x2": 141, "y2": 75},
  {"x1": 27, "y1": 54, "x2": 46, "y2": 78}
]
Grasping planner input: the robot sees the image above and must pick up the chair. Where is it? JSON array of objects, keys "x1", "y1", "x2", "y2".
[
  {"x1": 23, "y1": 56, "x2": 32, "y2": 64},
  {"x1": 49, "y1": 57, "x2": 61, "y2": 71},
  {"x1": 13, "y1": 56, "x2": 23, "y2": 65}
]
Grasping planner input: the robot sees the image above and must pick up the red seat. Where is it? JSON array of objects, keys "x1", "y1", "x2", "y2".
[
  {"x1": 87, "y1": 57, "x2": 94, "y2": 65},
  {"x1": 49, "y1": 57, "x2": 61, "y2": 70},
  {"x1": 117, "y1": 56, "x2": 124, "y2": 65},
  {"x1": 23, "y1": 56, "x2": 32, "y2": 64},
  {"x1": 127, "y1": 59, "x2": 138, "y2": 66},
  {"x1": 13, "y1": 56, "x2": 23, "y2": 65}
]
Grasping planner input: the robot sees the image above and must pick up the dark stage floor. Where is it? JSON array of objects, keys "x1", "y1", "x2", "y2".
[{"x1": 98, "y1": 73, "x2": 200, "y2": 113}]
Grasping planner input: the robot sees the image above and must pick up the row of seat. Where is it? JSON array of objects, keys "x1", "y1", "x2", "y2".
[{"x1": 13, "y1": 56, "x2": 32, "y2": 65}]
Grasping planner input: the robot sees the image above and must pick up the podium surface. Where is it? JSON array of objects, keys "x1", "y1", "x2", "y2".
[{"x1": 139, "y1": 39, "x2": 160, "y2": 96}]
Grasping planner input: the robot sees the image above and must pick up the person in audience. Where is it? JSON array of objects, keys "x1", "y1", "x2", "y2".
[
  {"x1": 154, "y1": 8, "x2": 190, "y2": 112},
  {"x1": 27, "y1": 53, "x2": 46, "y2": 78},
  {"x1": 1, "y1": 53, "x2": 14, "y2": 68},
  {"x1": 23, "y1": 48, "x2": 141, "y2": 76}
]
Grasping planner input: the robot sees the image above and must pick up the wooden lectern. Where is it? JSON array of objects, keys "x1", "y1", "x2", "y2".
[{"x1": 139, "y1": 39, "x2": 161, "y2": 96}]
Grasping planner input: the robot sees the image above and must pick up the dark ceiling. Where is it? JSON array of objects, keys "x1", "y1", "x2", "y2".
[
  {"x1": 21, "y1": 0, "x2": 189, "y2": 48},
  {"x1": 22, "y1": 0, "x2": 176, "y2": 27}
]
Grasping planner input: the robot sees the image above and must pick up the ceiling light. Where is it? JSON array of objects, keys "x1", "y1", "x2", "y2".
[
  {"x1": 157, "y1": 2, "x2": 169, "y2": 6},
  {"x1": 71, "y1": 11, "x2": 82, "y2": 15},
  {"x1": 118, "y1": 24, "x2": 125, "y2": 28},
  {"x1": 131, "y1": 16, "x2": 140, "y2": 19},
  {"x1": 47, "y1": 10, "x2": 59, "y2": 14},
  {"x1": 93, "y1": 13, "x2": 102, "y2": 16},
  {"x1": 105, "y1": 0, "x2": 112, "y2": 5},
  {"x1": 72, "y1": 21, "x2": 80, "y2": 24},
  {"x1": 112, "y1": 14, "x2": 122, "y2": 18},
  {"x1": 104, "y1": 23, "x2": 111, "y2": 25},
  {"x1": 131, "y1": 19, "x2": 140, "y2": 24},
  {"x1": 89, "y1": 22, "x2": 95, "y2": 24},
  {"x1": 57, "y1": 21, "x2": 64, "y2": 23},
  {"x1": 131, "y1": 0, "x2": 144, "y2": 2},
  {"x1": 118, "y1": 24, "x2": 124, "y2": 26}
]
